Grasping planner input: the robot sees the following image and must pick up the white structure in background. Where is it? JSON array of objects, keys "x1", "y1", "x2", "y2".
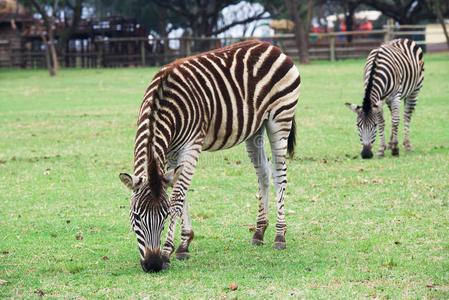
[
  {"x1": 326, "y1": 10, "x2": 382, "y2": 27},
  {"x1": 168, "y1": 1, "x2": 274, "y2": 49}
]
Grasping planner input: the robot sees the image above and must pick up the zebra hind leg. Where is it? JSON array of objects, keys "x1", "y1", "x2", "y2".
[
  {"x1": 267, "y1": 119, "x2": 292, "y2": 250},
  {"x1": 175, "y1": 200, "x2": 194, "y2": 260},
  {"x1": 245, "y1": 126, "x2": 271, "y2": 246},
  {"x1": 403, "y1": 90, "x2": 419, "y2": 152}
]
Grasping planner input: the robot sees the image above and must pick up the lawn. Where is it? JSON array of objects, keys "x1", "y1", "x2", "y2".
[{"x1": 0, "y1": 53, "x2": 448, "y2": 299}]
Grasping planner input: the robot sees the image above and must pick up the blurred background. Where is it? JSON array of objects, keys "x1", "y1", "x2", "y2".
[{"x1": 0, "y1": 0, "x2": 448, "y2": 74}]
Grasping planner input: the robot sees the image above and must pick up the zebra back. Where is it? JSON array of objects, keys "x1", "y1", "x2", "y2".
[{"x1": 362, "y1": 38, "x2": 424, "y2": 112}]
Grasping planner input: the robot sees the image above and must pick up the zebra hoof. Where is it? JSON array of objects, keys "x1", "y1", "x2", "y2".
[
  {"x1": 175, "y1": 252, "x2": 190, "y2": 260},
  {"x1": 274, "y1": 242, "x2": 286, "y2": 250},
  {"x1": 274, "y1": 235, "x2": 286, "y2": 250},
  {"x1": 251, "y1": 239, "x2": 264, "y2": 246},
  {"x1": 392, "y1": 149, "x2": 399, "y2": 156}
]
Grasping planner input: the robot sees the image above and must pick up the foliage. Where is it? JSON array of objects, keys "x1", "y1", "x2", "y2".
[{"x1": 1, "y1": 53, "x2": 449, "y2": 298}]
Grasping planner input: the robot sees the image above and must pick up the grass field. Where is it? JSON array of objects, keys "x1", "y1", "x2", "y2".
[{"x1": 1, "y1": 53, "x2": 448, "y2": 299}]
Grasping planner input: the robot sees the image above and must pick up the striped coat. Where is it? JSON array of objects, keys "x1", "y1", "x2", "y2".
[
  {"x1": 346, "y1": 38, "x2": 424, "y2": 159},
  {"x1": 120, "y1": 40, "x2": 301, "y2": 272}
]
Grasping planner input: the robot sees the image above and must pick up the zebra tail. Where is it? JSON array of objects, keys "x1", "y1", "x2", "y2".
[{"x1": 287, "y1": 117, "x2": 296, "y2": 159}]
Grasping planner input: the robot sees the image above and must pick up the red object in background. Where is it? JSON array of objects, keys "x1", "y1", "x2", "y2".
[
  {"x1": 340, "y1": 23, "x2": 347, "y2": 32},
  {"x1": 359, "y1": 21, "x2": 373, "y2": 31}
]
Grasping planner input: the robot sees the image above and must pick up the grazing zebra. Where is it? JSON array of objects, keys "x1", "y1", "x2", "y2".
[
  {"x1": 119, "y1": 40, "x2": 301, "y2": 272},
  {"x1": 345, "y1": 38, "x2": 424, "y2": 159}
]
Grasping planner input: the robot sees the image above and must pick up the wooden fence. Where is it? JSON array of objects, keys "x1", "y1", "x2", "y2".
[{"x1": 0, "y1": 24, "x2": 446, "y2": 69}]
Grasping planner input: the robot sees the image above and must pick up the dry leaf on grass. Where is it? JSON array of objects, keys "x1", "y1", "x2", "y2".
[
  {"x1": 0, "y1": 279, "x2": 9, "y2": 285},
  {"x1": 228, "y1": 283, "x2": 238, "y2": 291}
]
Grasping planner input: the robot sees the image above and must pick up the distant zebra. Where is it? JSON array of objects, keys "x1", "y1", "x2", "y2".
[
  {"x1": 119, "y1": 40, "x2": 301, "y2": 272},
  {"x1": 345, "y1": 38, "x2": 424, "y2": 159}
]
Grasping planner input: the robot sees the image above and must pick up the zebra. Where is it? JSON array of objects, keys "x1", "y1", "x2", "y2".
[
  {"x1": 345, "y1": 38, "x2": 424, "y2": 159},
  {"x1": 119, "y1": 40, "x2": 301, "y2": 272}
]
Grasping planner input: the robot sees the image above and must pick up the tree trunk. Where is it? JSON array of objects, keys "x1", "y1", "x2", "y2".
[
  {"x1": 432, "y1": 0, "x2": 449, "y2": 50},
  {"x1": 285, "y1": 0, "x2": 310, "y2": 64},
  {"x1": 48, "y1": 26, "x2": 58, "y2": 76},
  {"x1": 41, "y1": 33, "x2": 53, "y2": 75},
  {"x1": 345, "y1": 3, "x2": 358, "y2": 43},
  {"x1": 30, "y1": 0, "x2": 58, "y2": 76}
]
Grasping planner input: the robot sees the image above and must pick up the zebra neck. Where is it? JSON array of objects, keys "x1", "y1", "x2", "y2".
[{"x1": 134, "y1": 107, "x2": 172, "y2": 179}]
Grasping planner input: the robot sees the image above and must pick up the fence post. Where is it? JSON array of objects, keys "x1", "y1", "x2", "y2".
[
  {"x1": 141, "y1": 40, "x2": 146, "y2": 66},
  {"x1": 384, "y1": 19, "x2": 394, "y2": 42},
  {"x1": 8, "y1": 40, "x2": 13, "y2": 67},
  {"x1": 97, "y1": 42, "x2": 103, "y2": 68},
  {"x1": 329, "y1": 36, "x2": 335, "y2": 62},
  {"x1": 186, "y1": 37, "x2": 191, "y2": 57}
]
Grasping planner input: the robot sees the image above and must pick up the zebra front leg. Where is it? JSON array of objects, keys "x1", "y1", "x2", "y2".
[
  {"x1": 389, "y1": 97, "x2": 401, "y2": 156},
  {"x1": 175, "y1": 200, "x2": 194, "y2": 260},
  {"x1": 245, "y1": 126, "x2": 271, "y2": 246},
  {"x1": 403, "y1": 90, "x2": 419, "y2": 152},
  {"x1": 161, "y1": 146, "x2": 201, "y2": 269},
  {"x1": 376, "y1": 107, "x2": 387, "y2": 157},
  {"x1": 267, "y1": 121, "x2": 291, "y2": 250}
]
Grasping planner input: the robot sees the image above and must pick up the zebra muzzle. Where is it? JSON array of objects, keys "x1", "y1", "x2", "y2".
[
  {"x1": 361, "y1": 145, "x2": 373, "y2": 159},
  {"x1": 141, "y1": 248, "x2": 163, "y2": 273}
]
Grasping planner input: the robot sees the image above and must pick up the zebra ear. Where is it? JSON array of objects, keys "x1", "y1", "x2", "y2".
[
  {"x1": 119, "y1": 173, "x2": 141, "y2": 190},
  {"x1": 162, "y1": 165, "x2": 184, "y2": 188},
  {"x1": 345, "y1": 103, "x2": 361, "y2": 113}
]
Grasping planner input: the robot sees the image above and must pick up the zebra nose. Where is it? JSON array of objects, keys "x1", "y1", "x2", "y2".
[
  {"x1": 141, "y1": 255, "x2": 163, "y2": 272},
  {"x1": 361, "y1": 145, "x2": 373, "y2": 159},
  {"x1": 141, "y1": 248, "x2": 163, "y2": 272}
]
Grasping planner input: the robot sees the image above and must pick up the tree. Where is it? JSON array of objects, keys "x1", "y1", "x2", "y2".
[
  {"x1": 429, "y1": 0, "x2": 449, "y2": 49},
  {"x1": 30, "y1": 0, "x2": 59, "y2": 76},
  {"x1": 56, "y1": 0, "x2": 83, "y2": 67},
  {"x1": 361, "y1": 0, "x2": 435, "y2": 24},
  {"x1": 284, "y1": 0, "x2": 311, "y2": 64},
  {"x1": 150, "y1": 0, "x2": 270, "y2": 37}
]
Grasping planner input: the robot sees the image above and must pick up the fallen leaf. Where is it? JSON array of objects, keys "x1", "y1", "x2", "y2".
[
  {"x1": 248, "y1": 225, "x2": 256, "y2": 232},
  {"x1": 228, "y1": 283, "x2": 238, "y2": 291},
  {"x1": 76, "y1": 235, "x2": 83, "y2": 240},
  {"x1": 394, "y1": 241, "x2": 401, "y2": 245},
  {"x1": 66, "y1": 220, "x2": 70, "y2": 224},
  {"x1": 0, "y1": 279, "x2": 9, "y2": 285},
  {"x1": 102, "y1": 256, "x2": 109, "y2": 260},
  {"x1": 359, "y1": 168, "x2": 364, "y2": 172},
  {"x1": 51, "y1": 234, "x2": 57, "y2": 238},
  {"x1": 34, "y1": 289, "x2": 44, "y2": 296},
  {"x1": 235, "y1": 160, "x2": 241, "y2": 165},
  {"x1": 2, "y1": 251, "x2": 8, "y2": 254}
]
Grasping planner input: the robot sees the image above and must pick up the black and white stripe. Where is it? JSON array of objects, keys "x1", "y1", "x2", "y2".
[
  {"x1": 346, "y1": 38, "x2": 424, "y2": 158},
  {"x1": 120, "y1": 40, "x2": 301, "y2": 271}
]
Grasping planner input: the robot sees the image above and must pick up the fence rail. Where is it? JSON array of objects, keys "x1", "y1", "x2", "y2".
[{"x1": 1, "y1": 24, "x2": 447, "y2": 69}]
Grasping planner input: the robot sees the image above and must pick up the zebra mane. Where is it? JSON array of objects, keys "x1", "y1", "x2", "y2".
[
  {"x1": 362, "y1": 49, "x2": 381, "y2": 114},
  {"x1": 148, "y1": 155, "x2": 163, "y2": 198}
]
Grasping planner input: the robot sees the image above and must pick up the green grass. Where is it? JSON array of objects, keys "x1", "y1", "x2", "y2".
[{"x1": 1, "y1": 53, "x2": 448, "y2": 299}]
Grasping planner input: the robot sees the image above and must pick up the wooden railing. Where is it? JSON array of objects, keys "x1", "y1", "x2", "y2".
[{"x1": 1, "y1": 24, "x2": 447, "y2": 69}]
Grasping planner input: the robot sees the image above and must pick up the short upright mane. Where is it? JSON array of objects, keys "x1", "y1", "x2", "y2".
[{"x1": 363, "y1": 49, "x2": 381, "y2": 114}]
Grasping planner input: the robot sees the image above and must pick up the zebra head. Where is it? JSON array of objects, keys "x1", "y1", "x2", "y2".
[
  {"x1": 345, "y1": 103, "x2": 380, "y2": 159},
  {"x1": 119, "y1": 166, "x2": 182, "y2": 272}
]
